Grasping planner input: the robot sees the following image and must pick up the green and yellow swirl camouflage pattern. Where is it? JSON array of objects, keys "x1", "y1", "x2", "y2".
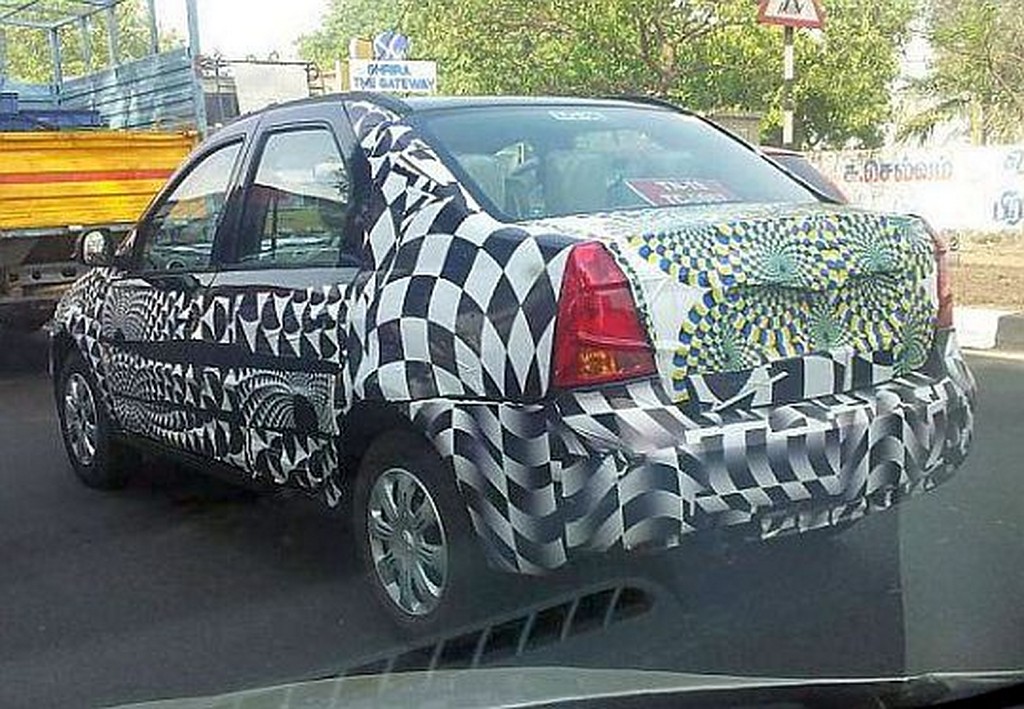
[{"x1": 628, "y1": 212, "x2": 936, "y2": 393}]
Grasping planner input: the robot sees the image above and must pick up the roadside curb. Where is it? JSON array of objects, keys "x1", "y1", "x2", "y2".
[{"x1": 954, "y1": 308, "x2": 1024, "y2": 352}]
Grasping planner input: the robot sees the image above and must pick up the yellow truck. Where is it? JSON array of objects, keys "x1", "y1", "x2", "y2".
[
  {"x1": 0, "y1": 1, "x2": 325, "y2": 331},
  {"x1": 0, "y1": 0, "x2": 210, "y2": 331},
  {"x1": 0, "y1": 131, "x2": 194, "y2": 329}
]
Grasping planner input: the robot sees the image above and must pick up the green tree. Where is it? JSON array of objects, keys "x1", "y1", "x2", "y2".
[
  {"x1": 1, "y1": 0, "x2": 159, "y2": 85},
  {"x1": 300, "y1": 0, "x2": 915, "y2": 149},
  {"x1": 298, "y1": 0, "x2": 412, "y2": 64},
  {"x1": 901, "y1": 0, "x2": 1024, "y2": 145}
]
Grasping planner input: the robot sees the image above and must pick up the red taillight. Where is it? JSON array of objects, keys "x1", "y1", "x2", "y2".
[
  {"x1": 929, "y1": 225, "x2": 954, "y2": 328},
  {"x1": 552, "y1": 242, "x2": 657, "y2": 388}
]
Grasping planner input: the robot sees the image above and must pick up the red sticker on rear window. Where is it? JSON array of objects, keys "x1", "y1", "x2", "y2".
[{"x1": 625, "y1": 178, "x2": 734, "y2": 206}]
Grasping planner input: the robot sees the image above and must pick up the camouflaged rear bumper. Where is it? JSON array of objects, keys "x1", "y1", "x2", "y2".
[{"x1": 410, "y1": 330, "x2": 975, "y2": 574}]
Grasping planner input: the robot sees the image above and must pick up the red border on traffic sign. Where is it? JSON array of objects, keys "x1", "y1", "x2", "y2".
[{"x1": 757, "y1": 0, "x2": 826, "y2": 29}]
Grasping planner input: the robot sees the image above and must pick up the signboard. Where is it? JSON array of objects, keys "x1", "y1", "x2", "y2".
[
  {"x1": 348, "y1": 59, "x2": 437, "y2": 94},
  {"x1": 758, "y1": 0, "x2": 825, "y2": 28},
  {"x1": 373, "y1": 31, "x2": 411, "y2": 60}
]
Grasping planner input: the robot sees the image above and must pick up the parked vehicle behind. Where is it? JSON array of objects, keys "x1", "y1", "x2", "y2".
[
  {"x1": 0, "y1": 0, "x2": 212, "y2": 333},
  {"x1": 0, "y1": 129, "x2": 195, "y2": 330},
  {"x1": 50, "y1": 94, "x2": 976, "y2": 630},
  {"x1": 0, "y1": 0, "x2": 312, "y2": 333},
  {"x1": 762, "y1": 146, "x2": 848, "y2": 203}
]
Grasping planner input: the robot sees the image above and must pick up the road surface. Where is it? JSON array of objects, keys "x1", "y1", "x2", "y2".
[{"x1": 1, "y1": 331, "x2": 1021, "y2": 708}]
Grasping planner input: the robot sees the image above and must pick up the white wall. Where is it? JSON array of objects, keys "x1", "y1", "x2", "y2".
[{"x1": 809, "y1": 145, "x2": 1024, "y2": 232}]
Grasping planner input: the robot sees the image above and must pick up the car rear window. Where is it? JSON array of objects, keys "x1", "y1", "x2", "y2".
[{"x1": 414, "y1": 104, "x2": 817, "y2": 220}]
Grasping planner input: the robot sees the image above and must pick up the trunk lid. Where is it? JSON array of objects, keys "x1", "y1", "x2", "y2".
[{"x1": 527, "y1": 203, "x2": 938, "y2": 410}]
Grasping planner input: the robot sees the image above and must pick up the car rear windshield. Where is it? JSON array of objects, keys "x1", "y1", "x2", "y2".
[{"x1": 414, "y1": 104, "x2": 818, "y2": 220}]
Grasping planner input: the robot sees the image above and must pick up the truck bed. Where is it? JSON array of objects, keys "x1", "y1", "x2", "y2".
[{"x1": 0, "y1": 130, "x2": 195, "y2": 231}]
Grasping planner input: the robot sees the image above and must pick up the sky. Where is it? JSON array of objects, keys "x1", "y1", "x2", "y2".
[{"x1": 155, "y1": 0, "x2": 329, "y2": 60}]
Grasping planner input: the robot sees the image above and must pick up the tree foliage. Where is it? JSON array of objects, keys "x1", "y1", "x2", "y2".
[
  {"x1": 1, "y1": 0, "x2": 160, "y2": 85},
  {"x1": 902, "y1": 0, "x2": 1024, "y2": 145},
  {"x1": 300, "y1": 0, "x2": 915, "y2": 149}
]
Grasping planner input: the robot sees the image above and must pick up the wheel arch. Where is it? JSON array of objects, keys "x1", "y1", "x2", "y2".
[
  {"x1": 49, "y1": 326, "x2": 79, "y2": 389},
  {"x1": 336, "y1": 400, "x2": 441, "y2": 509},
  {"x1": 340, "y1": 400, "x2": 423, "y2": 462}
]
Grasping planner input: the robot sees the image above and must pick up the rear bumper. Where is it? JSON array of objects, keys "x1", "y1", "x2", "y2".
[{"x1": 410, "y1": 330, "x2": 975, "y2": 574}]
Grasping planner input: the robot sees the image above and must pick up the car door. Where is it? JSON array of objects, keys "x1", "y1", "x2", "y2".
[
  {"x1": 205, "y1": 107, "x2": 363, "y2": 499},
  {"x1": 100, "y1": 137, "x2": 247, "y2": 456}
]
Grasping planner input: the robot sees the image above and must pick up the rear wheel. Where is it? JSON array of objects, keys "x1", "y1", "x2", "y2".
[
  {"x1": 354, "y1": 430, "x2": 485, "y2": 632},
  {"x1": 56, "y1": 353, "x2": 134, "y2": 490}
]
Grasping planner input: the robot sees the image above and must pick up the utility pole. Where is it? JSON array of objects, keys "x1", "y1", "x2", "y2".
[
  {"x1": 782, "y1": 25, "x2": 795, "y2": 147},
  {"x1": 757, "y1": 0, "x2": 825, "y2": 149},
  {"x1": 185, "y1": 0, "x2": 208, "y2": 137}
]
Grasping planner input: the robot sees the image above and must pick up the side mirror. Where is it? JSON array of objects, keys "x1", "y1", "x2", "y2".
[{"x1": 77, "y1": 230, "x2": 116, "y2": 267}]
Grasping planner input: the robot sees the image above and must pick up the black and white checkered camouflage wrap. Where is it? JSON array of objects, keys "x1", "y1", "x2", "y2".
[
  {"x1": 102, "y1": 281, "x2": 348, "y2": 365},
  {"x1": 54, "y1": 268, "x2": 127, "y2": 426},
  {"x1": 408, "y1": 331, "x2": 974, "y2": 573},
  {"x1": 53, "y1": 100, "x2": 579, "y2": 510},
  {"x1": 344, "y1": 100, "x2": 575, "y2": 402},
  {"x1": 52, "y1": 97, "x2": 977, "y2": 576}
]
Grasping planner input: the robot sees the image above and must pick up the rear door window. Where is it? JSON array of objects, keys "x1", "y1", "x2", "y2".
[{"x1": 235, "y1": 127, "x2": 352, "y2": 268}]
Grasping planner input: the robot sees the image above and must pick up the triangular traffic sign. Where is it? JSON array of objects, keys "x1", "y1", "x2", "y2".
[{"x1": 758, "y1": 0, "x2": 825, "y2": 29}]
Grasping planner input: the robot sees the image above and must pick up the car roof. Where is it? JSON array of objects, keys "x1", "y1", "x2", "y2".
[
  {"x1": 401, "y1": 95, "x2": 677, "y2": 112},
  {"x1": 243, "y1": 92, "x2": 682, "y2": 122}
]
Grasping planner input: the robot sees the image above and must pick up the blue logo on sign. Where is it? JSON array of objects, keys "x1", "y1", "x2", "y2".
[{"x1": 373, "y1": 31, "x2": 411, "y2": 61}]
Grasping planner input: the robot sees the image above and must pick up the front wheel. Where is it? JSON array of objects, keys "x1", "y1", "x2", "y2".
[
  {"x1": 56, "y1": 353, "x2": 133, "y2": 490},
  {"x1": 354, "y1": 430, "x2": 485, "y2": 632}
]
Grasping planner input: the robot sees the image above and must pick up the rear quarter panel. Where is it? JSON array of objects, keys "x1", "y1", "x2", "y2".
[{"x1": 343, "y1": 101, "x2": 579, "y2": 404}]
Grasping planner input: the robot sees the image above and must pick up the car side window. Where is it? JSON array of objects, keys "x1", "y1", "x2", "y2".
[
  {"x1": 235, "y1": 128, "x2": 351, "y2": 268},
  {"x1": 140, "y1": 142, "x2": 242, "y2": 272}
]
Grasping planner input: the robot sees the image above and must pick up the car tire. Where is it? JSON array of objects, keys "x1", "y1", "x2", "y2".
[
  {"x1": 354, "y1": 429, "x2": 485, "y2": 633},
  {"x1": 56, "y1": 352, "x2": 134, "y2": 490}
]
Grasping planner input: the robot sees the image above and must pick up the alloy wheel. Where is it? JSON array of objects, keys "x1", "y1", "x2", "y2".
[
  {"x1": 366, "y1": 467, "x2": 449, "y2": 617},
  {"x1": 63, "y1": 372, "x2": 98, "y2": 467}
]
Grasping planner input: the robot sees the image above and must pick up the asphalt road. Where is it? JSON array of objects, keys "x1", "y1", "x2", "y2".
[{"x1": 1, "y1": 330, "x2": 1021, "y2": 708}]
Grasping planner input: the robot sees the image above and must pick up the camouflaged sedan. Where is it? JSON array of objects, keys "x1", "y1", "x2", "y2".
[{"x1": 51, "y1": 95, "x2": 976, "y2": 628}]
